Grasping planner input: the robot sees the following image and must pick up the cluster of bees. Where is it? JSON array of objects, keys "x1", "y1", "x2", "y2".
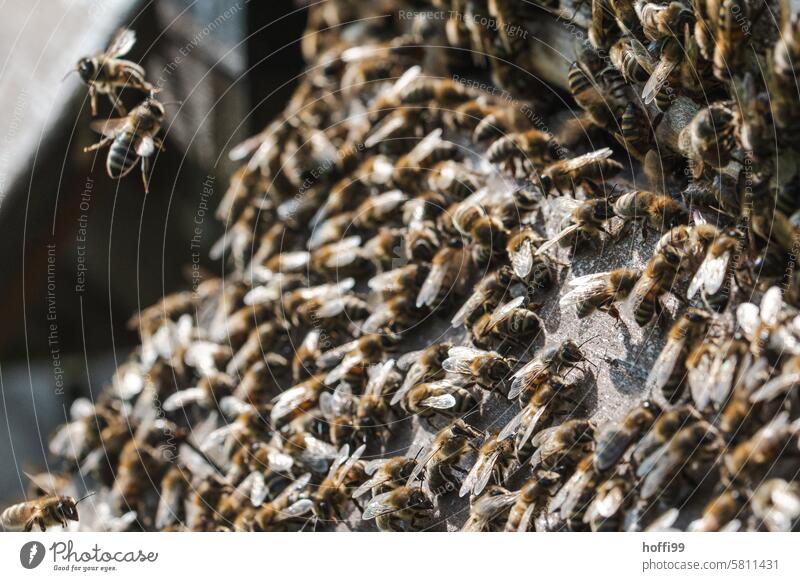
[{"x1": 5, "y1": 0, "x2": 800, "y2": 533}]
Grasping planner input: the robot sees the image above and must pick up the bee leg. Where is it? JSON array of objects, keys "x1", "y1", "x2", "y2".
[
  {"x1": 111, "y1": 88, "x2": 126, "y2": 116},
  {"x1": 141, "y1": 155, "x2": 152, "y2": 193},
  {"x1": 38, "y1": 517, "x2": 47, "y2": 532},
  {"x1": 83, "y1": 136, "x2": 112, "y2": 153},
  {"x1": 89, "y1": 86, "x2": 98, "y2": 116},
  {"x1": 607, "y1": 305, "x2": 621, "y2": 321},
  {"x1": 23, "y1": 518, "x2": 34, "y2": 533}
]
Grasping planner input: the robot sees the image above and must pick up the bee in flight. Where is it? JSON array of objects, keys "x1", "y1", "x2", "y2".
[{"x1": 1, "y1": 473, "x2": 94, "y2": 532}]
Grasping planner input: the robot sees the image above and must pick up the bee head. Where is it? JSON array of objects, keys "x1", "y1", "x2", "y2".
[
  {"x1": 142, "y1": 98, "x2": 166, "y2": 121},
  {"x1": 77, "y1": 58, "x2": 96, "y2": 82},
  {"x1": 57, "y1": 498, "x2": 80, "y2": 522},
  {"x1": 560, "y1": 339, "x2": 586, "y2": 364},
  {"x1": 451, "y1": 420, "x2": 480, "y2": 440}
]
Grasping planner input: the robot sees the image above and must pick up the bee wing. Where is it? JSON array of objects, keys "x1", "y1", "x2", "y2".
[
  {"x1": 486, "y1": 296, "x2": 526, "y2": 331},
  {"x1": 366, "y1": 359, "x2": 396, "y2": 397},
  {"x1": 635, "y1": 439, "x2": 671, "y2": 479},
  {"x1": 270, "y1": 385, "x2": 311, "y2": 423},
  {"x1": 645, "y1": 508, "x2": 680, "y2": 531},
  {"x1": 276, "y1": 473, "x2": 311, "y2": 504},
  {"x1": 451, "y1": 289, "x2": 489, "y2": 327},
  {"x1": 688, "y1": 353, "x2": 715, "y2": 410},
  {"x1": 535, "y1": 224, "x2": 580, "y2": 256},
  {"x1": 89, "y1": 117, "x2": 129, "y2": 138},
  {"x1": 559, "y1": 278, "x2": 607, "y2": 307},
  {"x1": 352, "y1": 474, "x2": 390, "y2": 499},
  {"x1": 498, "y1": 406, "x2": 528, "y2": 442},
  {"x1": 228, "y1": 131, "x2": 269, "y2": 161},
  {"x1": 162, "y1": 387, "x2": 205, "y2": 412},
  {"x1": 645, "y1": 336, "x2": 687, "y2": 394},
  {"x1": 279, "y1": 499, "x2": 314, "y2": 520},
  {"x1": 315, "y1": 338, "x2": 359, "y2": 370},
  {"x1": 508, "y1": 359, "x2": 547, "y2": 400},
  {"x1": 334, "y1": 444, "x2": 367, "y2": 487},
  {"x1": 642, "y1": 57, "x2": 679, "y2": 105},
  {"x1": 420, "y1": 393, "x2": 457, "y2": 410},
  {"x1": 23, "y1": 471, "x2": 62, "y2": 496},
  {"x1": 155, "y1": 485, "x2": 184, "y2": 530},
  {"x1": 442, "y1": 346, "x2": 484, "y2": 374},
  {"x1": 640, "y1": 445, "x2": 684, "y2": 500},
  {"x1": 407, "y1": 128, "x2": 444, "y2": 165},
  {"x1": 416, "y1": 262, "x2": 446, "y2": 308},
  {"x1": 689, "y1": 251, "x2": 731, "y2": 298},
  {"x1": 589, "y1": 486, "x2": 626, "y2": 521},
  {"x1": 517, "y1": 406, "x2": 549, "y2": 450},
  {"x1": 510, "y1": 238, "x2": 534, "y2": 278},
  {"x1": 267, "y1": 449, "x2": 295, "y2": 473},
  {"x1": 593, "y1": 426, "x2": 630, "y2": 472},
  {"x1": 553, "y1": 466, "x2": 593, "y2": 519},
  {"x1": 324, "y1": 353, "x2": 361, "y2": 386},
  {"x1": 362, "y1": 491, "x2": 398, "y2": 520},
  {"x1": 751, "y1": 373, "x2": 800, "y2": 403},
  {"x1": 49, "y1": 421, "x2": 89, "y2": 459},
  {"x1": 760, "y1": 287, "x2": 784, "y2": 327},
  {"x1": 322, "y1": 236, "x2": 362, "y2": 269},
  {"x1": 560, "y1": 148, "x2": 614, "y2": 172},
  {"x1": 105, "y1": 28, "x2": 137, "y2": 58},
  {"x1": 302, "y1": 437, "x2": 340, "y2": 473},
  {"x1": 459, "y1": 449, "x2": 502, "y2": 497}
]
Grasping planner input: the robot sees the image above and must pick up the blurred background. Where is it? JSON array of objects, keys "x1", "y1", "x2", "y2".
[{"x1": 0, "y1": 0, "x2": 306, "y2": 504}]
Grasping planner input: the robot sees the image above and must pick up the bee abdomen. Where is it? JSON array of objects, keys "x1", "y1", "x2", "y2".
[
  {"x1": 634, "y1": 297, "x2": 656, "y2": 326},
  {"x1": 1, "y1": 503, "x2": 27, "y2": 529},
  {"x1": 107, "y1": 134, "x2": 139, "y2": 178}
]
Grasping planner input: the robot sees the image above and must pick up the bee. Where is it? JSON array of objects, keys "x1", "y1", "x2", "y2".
[
  {"x1": 392, "y1": 130, "x2": 461, "y2": 193},
  {"x1": 292, "y1": 330, "x2": 323, "y2": 382},
  {"x1": 628, "y1": 244, "x2": 684, "y2": 326},
  {"x1": 362, "y1": 485, "x2": 433, "y2": 531},
  {"x1": 399, "y1": 77, "x2": 476, "y2": 105},
  {"x1": 724, "y1": 412, "x2": 800, "y2": 487},
  {"x1": 410, "y1": 419, "x2": 483, "y2": 494},
  {"x1": 506, "y1": 229, "x2": 556, "y2": 287},
  {"x1": 646, "y1": 308, "x2": 712, "y2": 403},
  {"x1": 509, "y1": 339, "x2": 588, "y2": 402},
  {"x1": 83, "y1": 97, "x2": 165, "y2": 193},
  {"x1": 352, "y1": 190, "x2": 407, "y2": 230},
  {"x1": 712, "y1": 0, "x2": 749, "y2": 81},
  {"x1": 451, "y1": 266, "x2": 515, "y2": 329},
  {"x1": 559, "y1": 268, "x2": 642, "y2": 320},
  {"x1": 1, "y1": 476, "x2": 93, "y2": 532},
  {"x1": 391, "y1": 343, "x2": 451, "y2": 407},
  {"x1": 618, "y1": 102, "x2": 655, "y2": 159},
  {"x1": 415, "y1": 245, "x2": 471, "y2": 308},
  {"x1": 504, "y1": 472, "x2": 562, "y2": 531},
  {"x1": 735, "y1": 286, "x2": 793, "y2": 363},
  {"x1": 353, "y1": 360, "x2": 398, "y2": 447},
  {"x1": 548, "y1": 455, "x2": 605, "y2": 531},
  {"x1": 318, "y1": 383, "x2": 358, "y2": 449},
  {"x1": 637, "y1": 422, "x2": 721, "y2": 503},
  {"x1": 583, "y1": 473, "x2": 634, "y2": 531},
  {"x1": 688, "y1": 489, "x2": 745, "y2": 531},
  {"x1": 442, "y1": 346, "x2": 514, "y2": 392},
  {"x1": 635, "y1": 1, "x2": 694, "y2": 41},
  {"x1": 270, "y1": 374, "x2": 326, "y2": 428},
  {"x1": 612, "y1": 191, "x2": 689, "y2": 235},
  {"x1": 593, "y1": 401, "x2": 661, "y2": 472},
  {"x1": 538, "y1": 148, "x2": 623, "y2": 196},
  {"x1": 162, "y1": 372, "x2": 237, "y2": 413},
  {"x1": 310, "y1": 444, "x2": 368, "y2": 525},
  {"x1": 403, "y1": 381, "x2": 477, "y2": 419},
  {"x1": 590, "y1": 0, "x2": 622, "y2": 50},
  {"x1": 750, "y1": 479, "x2": 800, "y2": 532},
  {"x1": 471, "y1": 296, "x2": 543, "y2": 350},
  {"x1": 529, "y1": 419, "x2": 595, "y2": 472},
  {"x1": 641, "y1": 36, "x2": 684, "y2": 109},
  {"x1": 459, "y1": 433, "x2": 515, "y2": 497},
  {"x1": 72, "y1": 28, "x2": 153, "y2": 115},
  {"x1": 631, "y1": 404, "x2": 701, "y2": 467},
  {"x1": 679, "y1": 103, "x2": 737, "y2": 178},
  {"x1": 461, "y1": 485, "x2": 518, "y2": 531},
  {"x1": 567, "y1": 61, "x2": 626, "y2": 131},
  {"x1": 155, "y1": 466, "x2": 191, "y2": 530},
  {"x1": 368, "y1": 264, "x2": 430, "y2": 301},
  {"x1": 468, "y1": 215, "x2": 509, "y2": 266},
  {"x1": 609, "y1": 37, "x2": 652, "y2": 83},
  {"x1": 352, "y1": 456, "x2": 419, "y2": 499},
  {"x1": 535, "y1": 198, "x2": 614, "y2": 256},
  {"x1": 687, "y1": 228, "x2": 741, "y2": 311},
  {"x1": 487, "y1": 129, "x2": 554, "y2": 176},
  {"x1": 772, "y1": 8, "x2": 800, "y2": 132},
  {"x1": 249, "y1": 473, "x2": 314, "y2": 532},
  {"x1": 428, "y1": 160, "x2": 480, "y2": 200}
]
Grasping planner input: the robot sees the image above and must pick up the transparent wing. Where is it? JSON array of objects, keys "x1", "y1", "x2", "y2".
[
  {"x1": 89, "y1": 117, "x2": 128, "y2": 138},
  {"x1": 559, "y1": 278, "x2": 607, "y2": 307},
  {"x1": 365, "y1": 360, "x2": 395, "y2": 397},
  {"x1": 760, "y1": 287, "x2": 784, "y2": 326},
  {"x1": 736, "y1": 302, "x2": 761, "y2": 338},
  {"x1": 535, "y1": 224, "x2": 580, "y2": 256},
  {"x1": 645, "y1": 337, "x2": 686, "y2": 393},
  {"x1": 510, "y1": 239, "x2": 534, "y2": 279},
  {"x1": 420, "y1": 393, "x2": 457, "y2": 409},
  {"x1": 642, "y1": 57, "x2": 679, "y2": 105},
  {"x1": 362, "y1": 491, "x2": 398, "y2": 520},
  {"x1": 416, "y1": 263, "x2": 446, "y2": 307},
  {"x1": 163, "y1": 387, "x2": 205, "y2": 412},
  {"x1": 559, "y1": 148, "x2": 613, "y2": 172},
  {"x1": 105, "y1": 28, "x2": 136, "y2": 58},
  {"x1": 487, "y1": 296, "x2": 526, "y2": 331},
  {"x1": 458, "y1": 449, "x2": 501, "y2": 497},
  {"x1": 451, "y1": 289, "x2": 489, "y2": 327},
  {"x1": 442, "y1": 346, "x2": 484, "y2": 375}
]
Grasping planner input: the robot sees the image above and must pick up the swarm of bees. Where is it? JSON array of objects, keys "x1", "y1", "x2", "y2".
[{"x1": 7, "y1": 0, "x2": 800, "y2": 532}]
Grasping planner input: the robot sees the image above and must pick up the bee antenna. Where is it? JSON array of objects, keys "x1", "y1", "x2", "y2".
[
  {"x1": 159, "y1": 100, "x2": 184, "y2": 107},
  {"x1": 61, "y1": 68, "x2": 79, "y2": 82},
  {"x1": 577, "y1": 334, "x2": 600, "y2": 349},
  {"x1": 75, "y1": 491, "x2": 96, "y2": 505}
]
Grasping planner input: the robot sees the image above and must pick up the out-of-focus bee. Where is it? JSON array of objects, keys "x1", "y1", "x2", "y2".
[
  {"x1": 461, "y1": 485, "x2": 518, "y2": 531},
  {"x1": 352, "y1": 190, "x2": 407, "y2": 230},
  {"x1": 613, "y1": 190, "x2": 689, "y2": 234},
  {"x1": 416, "y1": 245, "x2": 471, "y2": 308},
  {"x1": 712, "y1": 0, "x2": 749, "y2": 81},
  {"x1": 72, "y1": 28, "x2": 153, "y2": 115},
  {"x1": 353, "y1": 456, "x2": 418, "y2": 499},
  {"x1": 392, "y1": 130, "x2": 461, "y2": 193},
  {"x1": 504, "y1": 472, "x2": 562, "y2": 531},
  {"x1": 631, "y1": 404, "x2": 701, "y2": 466},
  {"x1": 410, "y1": 419, "x2": 483, "y2": 494},
  {"x1": 127, "y1": 290, "x2": 197, "y2": 337},
  {"x1": 471, "y1": 296, "x2": 543, "y2": 350},
  {"x1": 637, "y1": 422, "x2": 721, "y2": 502},
  {"x1": 506, "y1": 229, "x2": 556, "y2": 287},
  {"x1": 772, "y1": 7, "x2": 800, "y2": 132},
  {"x1": 628, "y1": 243, "x2": 684, "y2": 326},
  {"x1": 583, "y1": 472, "x2": 634, "y2": 531},
  {"x1": 635, "y1": 1, "x2": 694, "y2": 41},
  {"x1": 724, "y1": 412, "x2": 800, "y2": 487},
  {"x1": 84, "y1": 97, "x2": 165, "y2": 193},
  {"x1": 736, "y1": 286, "x2": 796, "y2": 363},
  {"x1": 646, "y1": 308, "x2": 712, "y2": 403},
  {"x1": 751, "y1": 479, "x2": 800, "y2": 532},
  {"x1": 459, "y1": 433, "x2": 515, "y2": 497},
  {"x1": 610, "y1": 37, "x2": 652, "y2": 83},
  {"x1": 362, "y1": 485, "x2": 433, "y2": 531},
  {"x1": 593, "y1": 401, "x2": 661, "y2": 472},
  {"x1": 509, "y1": 340, "x2": 588, "y2": 401},
  {"x1": 162, "y1": 372, "x2": 236, "y2": 413},
  {"x1": 403, "y1": 381, "x2": 477, "y2": 419},
  {"x1": 154, "y1": 466, "x2": 191, "y2": 530},
  {"x1": 590, "y1": 0, "x2": 622, "y2": 50},
  {"x1": 451, "y1": 266, "x2": 515, "y2": 329},
  {"x1": 538, "y1": 148, "x2": 623, "y2": 196},
  {"x1": 310, "y1": 236, "x2": 370, "y2": 278},
  {"x1": 535, "y1": 198, "x2": 615, "y2": 256},
  {"x1": 292, "y1": 330, "x2": 322, "y2": 382},
  {"x1": 249, "y1": 473, "x2": 313, "y2": 532},
  {"x1": 399, "y1": 77, "x2": 476, "y2": 105},
  {"x1": 688, "y1": 488, "x2": 745, "y2": 531},
  {"x1": 368, "y1": 264, "x2": 429, "y2": 301},
  {"x1": 568, "y1": 61, "x2": 627, "y2": 131},
  {"x1": 548, "y1": 454, "x2": 605, "y2": 531},
  {"x1": 310, "y1": 444, "x2": 367, "y2": 525},
  {"x1": 1, "y1": 475, "x2": 91, "y2": 532},
  {"x1": 320, "y1": 333, "x2": 400, "y2": 387},
  {"x1": 392, "y1": 345, "x2": 448, "y2": 403},
  {"x1": 428, "y1": 160, "x2": 480, "y2": 200},
  {"x1": 687, "y1": 228, "x2": 741, "y2": 311},
  {"x1": 270, "y1": 374, "x2": 326, "y2": 428},
  {"x1": 487, "y1": 129, "x2": 554, "y2": 176},
  {"x1": 560, "y1": 268, "x2": 642, "y2": 320},
  {"x1": 442, "y1": 346, "x2": 514, "y2": 392},
  {"x1": 467, "y1": 215, "x2": 509, "y2": 266},
  {"x1": 226, "y1": 320, "x2": 288, "y2": 377},
  {"x1": 679, "y1": 103, "x2": 737, "y2": 178},
  {"x1": 530, "y1": 419, "x2": 595, "y2": 472}
]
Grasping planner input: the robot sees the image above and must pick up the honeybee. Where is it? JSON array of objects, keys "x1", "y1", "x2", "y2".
[
  {"x1": 459, "y1": 433, "x2": 515, "y2": 497},
  {"x1": 249, "y1": 473, "x2": 314, "y2": 532},
  {"x1": 559, "y1": 268, "x2": 642, "y2": 320},
  {"x1": 635, "y1": 1, "x2": 694, "y2": 41},
  {"x1": 618, "y1": 102, "x2": 656, "y2": 159},
  {"x1": 509, "y1": 340, "x2": 588, "y2": 402},
  {"x1": 162, "y1": 372, "x2": 236, "y2": 413},
  {"x1": 535, "y1": 198, "x2": 614, "y2": 256},
  {"x1": 506, "y1": 229, "x2": 556, "y2": 287},
  {"x1": 590, "y1": 0, "x2": 622, "y2": 49},
  {"x1": 321, "y1": 333, "x2": 399, "y2": 387},
  {"x1": 679, "y1": 103, "x2": 737, "y2": 178},
  {"x1": 687, "y1": 228, "x2": 741, "y2": 311},
  {"x1": 471, "y1": 296, "x2": 543, "y2": 350},
  {"x1": 612, "y1": 191, "x2": 689, "y2": 234},
  {"x1": 442, "y1": 346, "x2": 514, "y2": 391},
  {"x1": 461, "y1": 485, "x2": 518, "y2": 531},
  {"x1": 270, "y1": 374, "x2": 326, "y2": 428},
  {"x1": 403, "y1": 381, "x2": 477, "y2": 419},
  {"x1": 772, "y1": 7, "x2": 800, "y2": 132},
  {"x1": 735, "y1": 286, "x2": 795, "y2": 363},
  {"x1": 529, "y1": 419, "x2": 595, "y2": 472},
  {"x1": 548, "y1": 454, "x2": 606, "y2": 531},
  {"x1": 712, "y1": 0, "x2": 749, "y2": 81},
  {"x1": 630, "y1": 404, "x2": 701, "y2": 467},
  {"x1": 504, "y1": 472, "x2": 562, "y2": 531},
  {"x1": 641, "y1": 36, "x2": 683, "y2": 109},
  {"x1": 311, "y1": 444, "x2": 367, "y2": 525},
  {"x1": 410, "y1": 419, "x2": 483, "y2": 494},
  {"x1": 487, "y1": 129, "x2": 553, "y2": 176},
  {"x1": 751, "y1": 479, "x2": 800, "y2": 532},
  {"x1": 688, "y1": 489, "x2": 745, "y2": 531},
  {"x1": 361, "y1": 485, "x2": 433, "y2": 531},
  {"x1": 451, "y1": 266, "x2": 515, "y2": 328},
  {"x1": 538, "y1": 148, "x2": 623, "y2": 197},
  {"x1": 416, "y1": 245, "x2": 471, "y2": 308},
  {"x1": 399, "y1": 77, "x2": 476, "y2": 105},
  {"x1": 567, "y1": 61, "x2": 626, "y2": 131},
  {"x1": 724, "y1": 412, "x2": 800, "y2": 487},
  {"x1": 628, "y1": 244, "x2": 684, "y2": 326},
  {"x1": 593, "y1": 401, "x2": 661, "y2": 472},
  {"x1": 468, "y1": 215, "x2": 509, "y2": 266},
  {"x1": 1, "y1": 476, "x2": 92, "y2": 532},
  {"x1": 72, "y1": 28, "x2": 153, "y2": 115},
  {"x1": 318, "y1": 383, "x2": 358, "y2": 449},
  {"x1": 154, "y1": 466, "x2": 191, "y2": 530},
  {"x1": 84, "y1": 97, "x2": 165, "y2": 192},
  {"x1": 609, "y1": 37, "x2": 652, "y2": 83},
  {"x1": 646, "y1": 308, "x2": 712, "y2": 403},
  {"x1": 352, "y1": 456, "x2": 419, "y2": 499}
]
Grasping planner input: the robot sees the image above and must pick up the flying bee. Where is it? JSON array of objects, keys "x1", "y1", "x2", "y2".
[
  {"x1": 1, "y1": 473, "x2": 93, "y2": 532},
  {"x1": 487, "y1": 129, "x2": 554, "y2": 176},
  {"x1": 688, "y1": 488, "x2": 745, "y2": 531},
  {"x1": 637, "y1": 422, "x2": 721, "y2": 503},
  {"x1": 679, "y1": 103, "x2": 737, "y2": 178},
  {"x1": 403, "y1": 381, "x2": 477, "y2": 419},
  {"x1": 751, "y1": 479, "x2": 800, "y2": 532},
  {"x1": 646, "y1": 308, "x2": 712, "y2": 403},
  {"x1": 538, "y1": 148, "x2": 622, "y2": 197},
  {"x1": 471, "y1": 296, "x2": 543, "y2": 350},
  {"x1": 361, "y1": 486, "x2": 433, "y2": 531},
  {"x1": 560, "y1": 268, "x2": 642, "y2": 320},
  {"x1": 506, "y1": 229, "x2": 556, "y2": 287},
  {"x1": 504, "y1": 472, "x2": 562, "y2": 531},
  {"x1": 509, "y1": 339, "x2": 588, "y2": 402},
  {"x1": 391, "y1": 343, "x2": 451, "y2": 407},
  {"x1": 530, "y1": 419, "x2": 595, "y2": 472},
  {"x1": 442, "y1": 346, "x2": 515, "y2": 392},
  {"x1": 612, "y1": 190, "x2": 689, "y2": 235},
  {"x1": 635, "y1": 1, "x2": 694, "y2": 41},
  {"x1": 409, "y1": 419, "x2": 483, "y2": 494},
  {"x1": 628, "y1": 243, "x2": 684, "y2": 326},
  {"x1": 535, "y1": 198, "x2": 615, "y2": 256},
  {"x1": 459, "y1": 433, "x2": 515, "y2": 497},
  {"x1": 353, "y1": 456, "x2": 419, "y2": 499},
  {"x1": 83, "y1": 97, "x2": 165, "y2": 193},
  {"x1": 468, "y1": 215, "x2": 509, "y2": 267},
  {"x1": 593, "y1": 400, "x2": 661, "y2": 472},
  {"x1": 687, "y1": 228, "x2": 741, "y2": 311},
  {"x1": 461, "y1": 485, "x2": 518, "y2": 531},
  {"x1": 72, "y1": 28, "x2": 153, "y2": 115},
  {"x1": 451, "y1": 266, "x2": 515, "y2": 329},
  {"x1": 724, "y1": 412, "x2": 800, "y2": 487},
  {"x1": 416, "y1": 245, "x2": 471, "y2": 308}
]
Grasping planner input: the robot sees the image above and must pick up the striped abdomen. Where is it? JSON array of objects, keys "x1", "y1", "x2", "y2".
[
  {"x1": 1, "y1": 502, "x2": 34, "y2": 530},
  {"x1": 107, "y1": 132, "x2": 139, "y2": 179}
]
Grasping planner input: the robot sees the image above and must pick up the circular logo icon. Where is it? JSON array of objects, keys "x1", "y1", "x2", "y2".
[{"x1": 20, "y1": 541, "x2": 46, "y2": 569}]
